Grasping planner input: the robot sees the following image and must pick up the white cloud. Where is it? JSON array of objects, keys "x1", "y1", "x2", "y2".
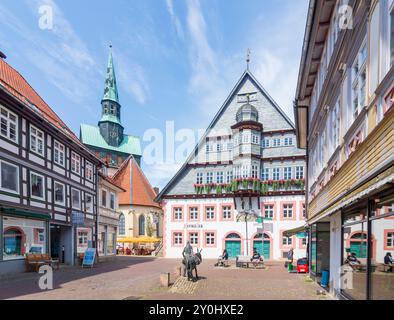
[
  {"x1": 116, "y1": 54, "x2": 150, "y2": 105},
  {"x1": 144, "y1": 161, "x2": 182, "y2": 190},
  {"x1": 165, "y1": 0, "x2": 184, "y2": 40},
  {"x1": 0, "y1": 0, "x2": 100, "y2": 109}
]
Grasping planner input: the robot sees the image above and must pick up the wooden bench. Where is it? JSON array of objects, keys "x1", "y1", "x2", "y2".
[
  {"x1": 25, "y1": 253, "x2": 59, "y2": 272},
  {"x1": 236, "y1": 255, "x2": 264, "y2": 269},
  {"x1": 382, "y1": 264, "x2": 393, "y2": 272}
]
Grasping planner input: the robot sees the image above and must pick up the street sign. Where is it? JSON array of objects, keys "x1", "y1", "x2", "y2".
[
  {"x1": 72, "y1": 211, "x2": 85, "y2": 225},
  {"x1": 82, "y1": 248, "x2": 96, "y2": 268}
]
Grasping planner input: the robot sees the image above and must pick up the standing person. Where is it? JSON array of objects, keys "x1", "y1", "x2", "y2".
[{"x1": 287, "y1": 248, "x2": 294, "y2": 265}]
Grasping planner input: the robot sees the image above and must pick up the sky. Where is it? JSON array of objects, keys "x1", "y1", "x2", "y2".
[{"x1": 0, "y1": 0, "x2": 309, "y2": 189}]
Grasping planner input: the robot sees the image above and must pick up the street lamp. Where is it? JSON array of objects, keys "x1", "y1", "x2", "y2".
[{"x1": 236, "y1": 205, "x2": 259, "y2": 256}]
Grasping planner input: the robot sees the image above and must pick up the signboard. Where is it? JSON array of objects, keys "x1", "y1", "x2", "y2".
[
  {"x1": 72, "y1": 211, "x2": 85, "y2": 225},
  {"x1": 82, "y1": 248, "x2": 96, "y2": 268},
  {"x1": 184, "y1": 223, "x2": 203, "y2": 229}
]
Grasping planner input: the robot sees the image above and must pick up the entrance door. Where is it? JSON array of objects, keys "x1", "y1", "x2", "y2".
[
  {"x1": 50, "y1": 226, "x2": 61, "y2": 259},
  {"x1": 253, "y1": 240, "x2": 270, "y2": 259},
  {"x1": 350, "y1": 242, "x2": 367, "y2": 258},
  {"x1": 225, "y1": 241, "x2": 241, "y2": 258}
]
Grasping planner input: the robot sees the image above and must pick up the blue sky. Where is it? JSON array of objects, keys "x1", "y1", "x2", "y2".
[{"x1": 0, "y1": 0, "x2": 308, "y2": 189}]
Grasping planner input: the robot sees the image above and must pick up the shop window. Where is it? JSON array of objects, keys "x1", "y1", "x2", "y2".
[
  {"x1": 106, "y1": 232, "x2": 115, "y2": 255},
  {"x1": 118, "y1": 214, "x2": 125, "y2": 236},
  {"x1": 77, "y1": 228, "x2": 91, "y2": 253},
  {"x1": 370, "y1": 194, "x2": 394, "y2": 299},
  {"x1": 3, "y1": 216, "x2": 47, "y2": 260},
  {"x1": 0, "y1": 160, "x2": 19, "y2": 194},
  {"x1": 342, "y1": 208, "x2": 368, "y2": 300}
]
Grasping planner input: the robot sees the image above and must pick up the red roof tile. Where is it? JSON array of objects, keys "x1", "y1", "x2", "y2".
[
  {"x1": 0, "y1": 58, "x2": 93, "y2": 151},
  {"x1": 113, "y1": 156, "x2": 160, "y2": 208}
]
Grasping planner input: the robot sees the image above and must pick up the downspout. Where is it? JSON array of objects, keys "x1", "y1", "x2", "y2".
[{"x1": 95, "y1": 166, "x2": 100, "y2": 263}]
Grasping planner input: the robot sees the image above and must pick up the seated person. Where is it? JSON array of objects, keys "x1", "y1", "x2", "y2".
[
  {"x1": 216, "y1": 249, "x2": 229, "y2": 267},
  {"x1": 384, "y1": 252, "x2": 393, "y2": 272},
  {"x1": 251, "y1": 249, "x2": 262, "y2": 267},
  {"x1": 125, "y1": 247, "x2": 132, "y2": 255},
  {"x1": 345, "y1": 252, "x2": 361, "y2": 268}
]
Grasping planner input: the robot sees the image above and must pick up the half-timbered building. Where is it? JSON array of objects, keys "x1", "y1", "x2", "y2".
[
  {"x1": 0, "y1": 57, "x2": 102, "y2": 273},
  {"x1": 156, "y1": 67, "x2": 307, "y2": 260}
]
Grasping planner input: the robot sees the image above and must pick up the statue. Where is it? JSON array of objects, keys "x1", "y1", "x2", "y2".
[{"x1": 182, "y1": 242, "x2": 202, "y2": 281}]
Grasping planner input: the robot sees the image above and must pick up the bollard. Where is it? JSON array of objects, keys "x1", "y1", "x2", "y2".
[
  {"x1": 175, "y1": 266, "x2": 182, "y2": 276},
  {"x1": 160, "y1": 272, "x2": 170, "y2": 287}
]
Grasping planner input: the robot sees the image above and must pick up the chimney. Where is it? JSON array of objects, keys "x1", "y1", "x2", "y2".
[{"x1": 153, "y1": 187, "x2": 159, "y2": 195}]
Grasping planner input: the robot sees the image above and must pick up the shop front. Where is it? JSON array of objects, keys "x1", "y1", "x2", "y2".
[
  {"x1": 98, "y1": 220, "x2": 117, "y2": 257},
  {"x1": 0, "y1": 207, "x2": 50, "y2": 273},
  {"x1": 309, "y1": 221, "x2": 330, "y2": 283},
  {"x1": 72, "y1": 211, "x2": 96, "y2": 265},
  {"x1": 340, "y1": 186, "x2": 394, "y2": 300}
]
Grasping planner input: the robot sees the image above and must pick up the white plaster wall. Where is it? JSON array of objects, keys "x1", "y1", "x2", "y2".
[{"x1": 163, "y1": 195, "x2": 307, "y2": 260}]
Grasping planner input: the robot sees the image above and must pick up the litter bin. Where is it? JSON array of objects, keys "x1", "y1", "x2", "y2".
[
  {"x1": 321, "y1": 270, "x2": 329, "y2": 287},
  {"x1": 287, "y1": 262, "x2": 293, "y2": 272}
]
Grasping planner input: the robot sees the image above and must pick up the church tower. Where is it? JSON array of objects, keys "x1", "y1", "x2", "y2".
[{"x1": 99, "y1": 50, "x2": 124, "y2": 147}]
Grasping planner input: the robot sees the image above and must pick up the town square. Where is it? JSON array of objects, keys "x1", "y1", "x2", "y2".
[{"x1": 0, "y1": 0, "x2": 393, "y2": 304}]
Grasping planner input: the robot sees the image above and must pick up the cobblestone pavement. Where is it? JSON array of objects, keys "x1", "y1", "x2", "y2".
[{"x1": 0, "y1": 257, "x2": 331, "y2": 300}]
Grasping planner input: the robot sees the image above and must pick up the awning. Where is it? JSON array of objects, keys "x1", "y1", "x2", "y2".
[
  {"x1": 117, "y1": 236, "x2": 161, "y2": 243},
  {"x1": 0, "y1": 207, "x2": 51, "y2": 220},
  {"x1": 283, "y1": 225, "x2": 309, "y2": 238}
]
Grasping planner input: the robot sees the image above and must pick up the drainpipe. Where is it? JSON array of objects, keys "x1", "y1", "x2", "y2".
[{"x1": 95, "y1": 167, "x2": 99, "y2": 263}]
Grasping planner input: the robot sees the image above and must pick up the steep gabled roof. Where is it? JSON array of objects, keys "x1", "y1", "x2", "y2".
[
  {"x1": 156, "y1": 69, "x2": 295, "y2": 201},
  {"x1": 98, "y1": 171, "x2": 126, "y2": 192},
  {"x1": 113, "y1": 155, "x2": 160, "y2": 208},
  {"x1": 0, "y1": 59, "x2": 102, "y2": 162}
]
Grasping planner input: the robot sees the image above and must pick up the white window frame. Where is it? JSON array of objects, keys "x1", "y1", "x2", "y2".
[
  {"x1": 0, "y1": 105, "x2": 18, "y2": 143},
  {"x1": 216, "y1": 171, "x2": 224, "y2": 184},
  {"x1": 71, "y1": 188, "x2": 81, "y2": 210},
  {"x1": 205, "y1": 232, "x2": 215, "y2": 245},
  {"x1": 206, "y1": 207, "x2": 215, "y2": 220},
  {"x1": 53, "y1": 140, "x2": 65, "y2": 167},
  {"x1": 71, "y1": 152, "x2": 81, "y2": 174},
  {"x1": 262, "y1": 138, "x2": 270, "y2": 148},
  {"x1": 264, "y1": 205, "x2": 274, "y2": 219},
  {"x1": 174, "y1": 207, "x2": 183, "y2": 220},
  {"x1": 261, "y1": 168, "x2": 269, "y2": 181},
  {"x1": 206, "y1": 172, "x2": 213, "y2": 184},
  {"x1": 174, "y1": 232, "x2": 183, "y2": 245},
  {"x1": 223, "y1": 206, "x2": 231, "y2": 219},
  {"x1": 0, "y1": 160, "x2": 19, "y2": 194},
  {"x1": 189, "y1": 207, "x2": 198, "y2": 220},
  {"x1": 295, "y1": 166, "x2": 304, "y2": 180},
  {"x1": 196, "y1": 172, "x2": 203, "y2": 184},
  {"x1": 273, "y1": 138, "x2": 281, "y2": 147},
  {"x1": 351, "y1": 39, "x2": 367, "y2": 121},
  {"x1": 30, "y1": 172, "x2": 45, "y2": 201},
  {"x1": 283, "y1": 204, "x2": 293, "y2": 218},
  {"x1": 226, "y1": 171, "x2": 233, "y2": 183},
  {"x1": 189, "y1": 232, "x2": 199, "y2": 245},
  {"x1": 85, "y1": 193, "x2": 93, "y2": 213},
  {"x1": 30, "y1": 125, "x2": 44, "y2": 156},
  {"x1": 54, "y1": 181, "x2": 65, "y2": 206},
  {"x1": 282, "y1": 235, "x2": 292, "y2": 246},
  {"x1": 85, "y1": 161, "x2": 94, "y2": 182},
  {"x1": 273, "y1": 168, "x2": 280, "y2": 181},
  {"x1": 284, "y1": 167, "x2": 292, "y2": 180}
]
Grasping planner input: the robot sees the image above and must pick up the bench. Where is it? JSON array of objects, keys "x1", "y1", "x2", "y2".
[
  {"x1": 25, "y1": 253, "x2": 60, "y2": 272},
  {"x1": 236, "y1": 255, "x2": 264, "y2": 269},
  {"x1": 382, "y1": 264, "x2": 393, "y2": 272}
]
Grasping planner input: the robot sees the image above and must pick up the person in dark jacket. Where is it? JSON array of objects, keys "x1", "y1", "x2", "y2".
[
  {"x1": 384, "y1": 252, "x2": 393, "y2": 272},
  {"x1": 251, "y1": 249, "x2": 262, "y2": 267}
]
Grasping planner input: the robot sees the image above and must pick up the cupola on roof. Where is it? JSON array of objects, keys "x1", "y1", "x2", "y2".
[{"x1": 236, "y1": 103, "x2": 259, "y2": 123}]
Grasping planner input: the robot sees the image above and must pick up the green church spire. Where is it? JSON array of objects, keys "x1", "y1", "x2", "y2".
[{"x1": 102, "y1": 47, "x2": 119, "y2": 104}]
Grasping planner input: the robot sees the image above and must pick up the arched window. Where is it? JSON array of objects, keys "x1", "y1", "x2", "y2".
[
  {"x1": 226, "y1": 233, "x2": 241, "y2": 239},
  {"x1": 4, "y1": 228, "x2": 23, "y2": 256},
  {"x1": 118, "y1": 214, "x2": 125, "y2": 235},
  {"x1": 138, "y1": 215, "x2": 145, "y2": 236},
  {"x1": 254, "y1": 233, "x2": 270, "y2": 239}
]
